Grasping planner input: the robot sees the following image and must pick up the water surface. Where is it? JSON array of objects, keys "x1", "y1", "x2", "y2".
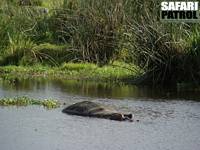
[{"x1": 0, "y1": 79, "x2": 200, "y2": 150}]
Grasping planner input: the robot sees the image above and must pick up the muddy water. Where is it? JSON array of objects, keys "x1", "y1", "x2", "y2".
[{"x1": 0, "y1": 79, "x2": 200, "y2": 150}]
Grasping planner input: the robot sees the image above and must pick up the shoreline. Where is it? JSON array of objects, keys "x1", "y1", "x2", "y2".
[{"x1": 0, "y1": 62, "x2": 139, "y2": 84}]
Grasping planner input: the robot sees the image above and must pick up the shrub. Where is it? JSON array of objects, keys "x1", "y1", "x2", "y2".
[
  {"x1": 122, "y1": 0, "x2": 195, "y2": 85},
  {"x1": 0, "y1": 41, "x2": 77, "y2": 66},
  {"x1": 51, "y1": 0, "x2": 125, "y2": 65},
  {"x1": 0, "y1": 35, "x2": 38, "y2": 65}
]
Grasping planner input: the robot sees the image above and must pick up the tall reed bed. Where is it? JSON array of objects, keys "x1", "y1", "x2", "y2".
[
  {"x1": 51, "y1": 0, "x2": 125, "y2": 65},
  {"x1": 123, "y1": 0, "x2": 200, "y2": 85}
]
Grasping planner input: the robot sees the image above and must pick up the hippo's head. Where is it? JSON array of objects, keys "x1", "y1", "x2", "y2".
[
  {"x1": 109, "y1": 113, "x2": 133, "y2": 122},
  {"x1": 123, "y1": 114, "x2": 133, "y2": 121}
]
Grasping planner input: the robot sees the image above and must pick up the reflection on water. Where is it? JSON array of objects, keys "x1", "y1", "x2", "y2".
[
  {"x1": 0, "y1": 78, "x2": 200, "y2": 150},
  {"x1": 0, "y1": 78, "x2": 200, "y2": 100}
]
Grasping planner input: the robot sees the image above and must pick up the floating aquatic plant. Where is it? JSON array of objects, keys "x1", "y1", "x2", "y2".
[{"x1": 0, "y1": 96, "x2": 60, "y2": 109}]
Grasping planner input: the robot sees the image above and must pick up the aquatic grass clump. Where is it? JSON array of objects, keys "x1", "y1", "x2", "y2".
[{"x1": 0, "y1": 96, "x2": 60, "y2": 109}]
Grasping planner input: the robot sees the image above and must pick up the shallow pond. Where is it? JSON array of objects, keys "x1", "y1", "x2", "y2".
[{"x1": 0, "y1": 79, "x2": 200, "y2": 150}]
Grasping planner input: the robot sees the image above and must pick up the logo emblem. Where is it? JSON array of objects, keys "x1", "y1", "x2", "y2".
[{"x1": 160, "y1": 1, "x2": 200, "y2": 22}]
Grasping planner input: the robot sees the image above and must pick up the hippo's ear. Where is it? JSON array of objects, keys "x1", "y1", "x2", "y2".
[{"x1": 124, "y1": 114, "x2": 132, "y2": 119}]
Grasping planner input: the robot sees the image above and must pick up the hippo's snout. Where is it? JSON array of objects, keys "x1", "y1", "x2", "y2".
[{"x1": 123, "y1": 113, "x2": 133, "y2": 122}]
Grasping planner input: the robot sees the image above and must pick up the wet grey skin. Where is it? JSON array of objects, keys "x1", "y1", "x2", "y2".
[{"x1": 62, "y1": 101, "x2": 133, "y2": 122}]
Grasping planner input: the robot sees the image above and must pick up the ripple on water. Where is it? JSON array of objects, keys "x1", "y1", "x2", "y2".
[{"x1": 0, "y1": 79, "x2": 200, "y2": 150}]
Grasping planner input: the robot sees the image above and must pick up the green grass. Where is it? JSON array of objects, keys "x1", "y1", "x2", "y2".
[
  {"x1": 0, "y1": 62, "x2": 139, "y2": 83},
  {"x1": 0, "y1": 42, "x2": 76, "y2": 66},
  {"x1": 0, "y1": 0, "x2": 200, "y2": 86},
  {"x1": 0, "y1": 96, "x2": 60, "y2": 109}
]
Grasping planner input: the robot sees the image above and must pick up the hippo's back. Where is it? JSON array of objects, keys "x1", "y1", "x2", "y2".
[{"x1": 62, "y1": 101, "x2": 106, "y2": 116}]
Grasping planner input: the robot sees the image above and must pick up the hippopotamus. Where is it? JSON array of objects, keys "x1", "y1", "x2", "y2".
[{"x1": 62, "y1": 101, "x2": 133, "y2": 122}]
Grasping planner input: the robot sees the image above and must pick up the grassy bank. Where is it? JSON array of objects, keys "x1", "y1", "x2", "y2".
[
  {"x1": 0, "y1": 0, "x2": 200, "y2": 86},
  {"x1": 0, "y1": 62, "x2": 139, "y2": 83},
  {"x1": 0, "y1": 96, "x2": 60, "y2": 109}
]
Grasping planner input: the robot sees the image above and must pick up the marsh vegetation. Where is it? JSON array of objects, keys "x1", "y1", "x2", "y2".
[{"x1": 0, "y1": 0, "x2": 199, "y2": 86}]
